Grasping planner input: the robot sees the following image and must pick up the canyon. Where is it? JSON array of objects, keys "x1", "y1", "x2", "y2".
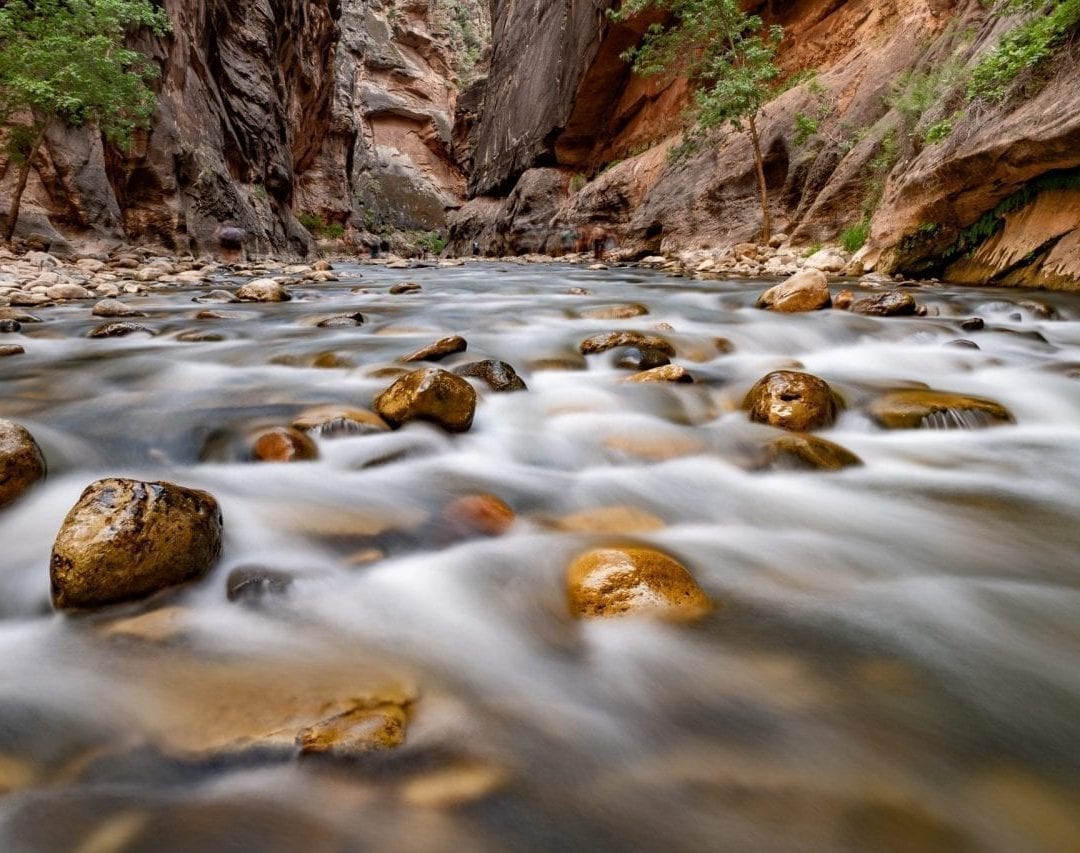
[{"x1": 1, "y1": 0, "x2": 1078, "y2": 289}]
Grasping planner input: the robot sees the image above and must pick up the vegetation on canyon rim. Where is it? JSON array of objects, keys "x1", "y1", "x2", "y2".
[
  {"x1": 610, "y1": 0, "x2": 782, "y2": 244},
  {"x1": 0, "y1": 0, "x2": 168, "y2": 243}
]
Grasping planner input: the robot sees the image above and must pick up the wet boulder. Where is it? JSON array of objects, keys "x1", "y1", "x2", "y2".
[
  {"x1": 251, "y1": 427, "x2": 319, "y2": 462},
  {"x1": 454, "y1": 360, "x2": 527, "y2": 392},
  {"x1": 868, "y1": 390, "x2": 1013, "y2": 429},
  {"x1": 579, "y1": 331, "x2": 675, "y2": 357},
  {"x1": 389, "y1": 281, "x2": 422, "y2": 295},
  {"x1": 744, "y1": 371, "x2": 839, "y2": 432},
  {"x1": 756, "y1": 269, "x2": 831, "y2": 312},
  {"x1": 374, "y1": 368, "x2": 477, "y2": 433},
  {"x1": 0, "y1": 420, "x2": 46, "y2": 508},
  {"x1": 50, "y1": 479, "x2": 223, "y2": 610},
  {"x1": 296, "y1": 701, "x2": 409, "y2": 756},
  {"x1": 850, "y1": 291, "x2": 917, "y2": 317},
  {"x1": 316, "y1": 312, "x2": 365, "y2": 328},
  {"x1": 760, "y1": 433, "x2": 862, "y2": 471},
  {"x1": 400, "y1": 335, "x2": 468, "y2": 363},
  {"x1": 612, "y1": 346, "x2": 670, "y2": 371},
  {"x1": 625, "y1": 364, "x2": 693, "y2": 384},
  {"x1": 92, "y1": 299, "x2": 146, "y2": 318},
  {"x1": 236, "y1": 279, "x2": 291, "y2": 302},
  {"x1": 0, "y1": 320, "x2": 21, "y2": 333},
  {"x1": 566, "y1": 547, "x2": 712, "y2": 620}
]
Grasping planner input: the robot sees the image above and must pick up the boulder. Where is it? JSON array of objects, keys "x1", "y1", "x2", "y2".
[
  {"x1": 867, "y1": 390, "x2": 1014, "y2": 429},
  {"x1": 400, "y1": 335, "x2": 468, "y2": 363},
  {"x1": 251, "y1": 427, "x2": 319, "y2": 462},
  {"x1": 50, "y1": 479, "x2": 223, "y2": 609},
  {"x1": 744, "y1": 371, "x2": 839, "y2": 432},
  {"x1": 756, "y1": 269, "x2": 831, "y2": 312},
  {"x1": 454, "y1": 360, "x2": 528, "y2": 392},
  {"x1": 92, "y1": 299, "x2": 147, "y2": 318},
  {"x1": 236, "y1": 279, "x2": 291, "y2": 302},
  {"x1": 566, "y1": 547, "x2": 712, "y2": 620},
  {"x1": 850, "y1": 291, "x2": 917, "y2": 316},
  {"x1": 316, "y1": 312, "x2": 365, "y2": 328},
  {"x1": 803, "y1": 248, "x2": 848, "y2": 273},
  {"x1": 760, "y1": 434, "x2": 862, "y2": 471},
  {"x1": 374, "y1": 368, "x2": 477, "y2": 433},
  {"x1": 579, "y1": 331, "x2": 675, "y2": 357},
  {"x1": 389, "y1": 281, "x2": 422, "y2": 294},
  {"x1": 0, "y1": 420, "x2": 46, "y2": 508},
  {"x1": 0, "y1": 320, "x2": 21, "y2": 333},
  {"x1": 46, "y1": 283, "x2": 93, "y2": 301}
]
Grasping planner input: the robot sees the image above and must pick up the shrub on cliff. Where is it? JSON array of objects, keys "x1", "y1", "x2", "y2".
[
  {"x1": 609, "y1": 0, "x2": 782, "y2": 243},
  {"x1": 0, "y1": 0, "x2": 169, "y2": 243}
]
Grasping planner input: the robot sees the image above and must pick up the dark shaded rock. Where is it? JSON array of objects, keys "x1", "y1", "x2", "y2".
[
  {"x1": 87, "y1": 322, "x2": 153, "y2": 338},
  {"x1": 50, "y1": 479, "x2": 223, "y2": 610},
  {"x1": 566, "y1": 547, "x2": 712, "y2": 620},
  {"x1": 226, "y1": 566, "x2": 294, "y2": 603},
  {"x1": 612, "y1": 345, "x2": 671, "y2": 371},
  {"x1": 0, "y1": 420, "x2": 46, "y2": 508},
  {"x1": 744, "y1": 371, "x2": 839, "y2": 432},
  {"x1": 400, "y1": 335, "x2": 468, "y2": 363},
  {"x1": 316, "y1": 312, "x2": 365, "y2": 328},
  {"x1": 0, "y1": 320, "x2": 21, "y2": 333},
  {"x1": 961, "y1": 317, "x2": 985, "y2": 331},
  {"x1": 389, "y1": 281, "x2": 422, "y2": 295},
  {"x1": 176, "y1": 330, "x2": 227, "y2": 342},
  {"x1": 374, "y1": 368, "x2": 477, "y2": 433},
  {"x1": 454, "y1": 360, "x2": 528, "y2": 392},
  {"x1": 948, "y1": 339, "x2": 980, "y2": 349},
  {"x1": 850, "y1": 291, "x2": 917, "y2": 316}
]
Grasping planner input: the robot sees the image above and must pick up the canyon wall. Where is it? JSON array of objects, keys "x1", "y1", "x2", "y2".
[{"x1": 451, "y1": 0, "x2": 1080, "y2": 289}]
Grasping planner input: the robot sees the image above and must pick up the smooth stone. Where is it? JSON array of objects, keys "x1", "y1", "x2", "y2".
[
  {"x1": 850, "y1": 291, "x2": 917, "y2": 316},
  {"x1": 579, "y1": 303, "x2": 649, "y2": 320},
  {"x1": 192, "y1": 289, "x2": 240, "y2": 304},
  {"x1": 290, "y1": 406, "x2": 390, "y2": 437},
  {"x1": 756, "y1": 269, "x2": 831, "y2": 312},
  {"x1": 744, "y1": 371, "x2": 839, "y2": 432},
  {"x1": 0, "y1": 345, "x2": 23, "y2": 357},
  {"x1": 612, "y1": 346, "x2": 670, "y2": 371},
  {"x1": 867, "y1": 390, "x2": 1013, "y2": 429},
  {"x1": 92, "y1": 298, "x2": 147, "y2": 318},
  {"x1": 226, "y1": 566, "x2": 294, "y2": 603},
  {"x1": 454, "y1": 359, "x2": 528, "y2": 392},
  {"x1": 374, "y1": 368, "x2": 477, "y2": 433},
  {"x1": 312, "y1": 352, "x2": 354, "y2": 369},
  {"x1": 87, "y1": 322, "x2": 153, "y2": 338},
  {"x1": 251, "y1": 427, "x2": 320, "y2": 462},
  {"x1": 50, "y1": 479, "x2": 223, "y2": 610},
  {"x1": 566, "y1": 547, "x2": 712, "y2": 620},
  {"x1": 400, "y1": 335, "x2": 468, "y2": 363},
  {"x1": 236, "y1": 279, "x2": 291, "y2": 302},
  {"x1": 0, "y1": 420, "x2": 46, "y2": 508},
  {"x1": 761, "y1": 433, "x2": 862, "y2": 471},
  {"x1": 176, "y1": 330, "x2": 226, "y2": 342},
  {"x1": 389, "y1": 281, "x2": 422, "y2": 294},
  {"x1": 46, "y1": 283, "x2": 94, "y2": 300},
  {"x1": 625, "y1": 364, "x2": 693, "y2": 384},
  {"x1": 579, "y1": 331, "x2": 675, "y2": 356},
  {"x1": 441, "y1": 494, "x2": 515, "y2": 537}
]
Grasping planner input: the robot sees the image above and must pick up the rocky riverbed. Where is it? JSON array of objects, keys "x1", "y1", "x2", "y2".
[{"x1": 0, "y1": 261, "x2": 1078, "y2": 851}]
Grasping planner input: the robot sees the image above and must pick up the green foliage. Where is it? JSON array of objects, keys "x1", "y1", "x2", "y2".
[
  {"x1": 924, "y1": 119, "x2": 954, "y2": 143},
  {"x1": 416, "y1": 231, "x2": 446, "y2": 255},
  {"x1": 886, "y1": 62, "x2": 965, "y2": 130},
  {"x1": 299, "y1": 213, "x2": 345, "y2": 240},
  {"x1": 868, "y1": 129, "x2": 900, "y2": 174},
  {"x1": 0, "y1": 0, "x2": 169, "y2": 146},
  {"x1": 967, "y1": 0, "x2": 1080, "y2": 101},
  {"x1": 840, "y1": 221, "x2": 870, "y2": 253},
  {"x1": 569, "y1": 173, "x2": 588, "y2": 193},
  {"x1": 792, "y1": 112, "x2": 819, "y2": 146},
  {"x1": 803, "y1": 241, "x2": 823, "y2": 257}
]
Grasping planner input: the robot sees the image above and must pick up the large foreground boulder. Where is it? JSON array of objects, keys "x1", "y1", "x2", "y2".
[
  {"x1": 374, "y1": 368, "x2": 477, "y2": 433},
  {"x1": 51, "y1": 479, "x2": 223, "y2": 610},
  {"x1": 744, "y1": 371, "x2": 839, "y2": 432},
  {"x1": 756, "y1": 269, "x2": 831, "y2": 312},
  {"x1": 0, "y1": 420, "x2": 46, "y2": 508}
]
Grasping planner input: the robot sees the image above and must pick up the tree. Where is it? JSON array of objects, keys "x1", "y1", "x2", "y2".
[
  {"x1": 0, "y1": 0, "x2": 169, "y2": 244},
  {"x1": 610, "y1": 0, "x2": 783, "y2": 243}
]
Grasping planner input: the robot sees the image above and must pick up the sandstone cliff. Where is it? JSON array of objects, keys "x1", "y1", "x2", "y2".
[{"x1": 451, "y1": 0, "x2": 1080, "y2": 289}]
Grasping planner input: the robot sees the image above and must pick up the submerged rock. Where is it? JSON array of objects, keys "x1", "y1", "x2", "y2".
[
  {"x1": 291, "y1": 406, "x2": 390, "y2": 437},
  {"x1": 744, "y1": 371, "x2": 839, "y2": 432},
  {"x1": 237, "y1": 279, "x2": 291, "y2": 302},
  {"x1": 566, "y1": 547, "x2": 712, "y2": 620},
  {"x1": 50, "y1": 479, "x2": 223, "y2": 610},
  {"x1": 389, "y1": 281, "x2": 422, "y2": 294},
  {"x1": 251, "y1": 427, "x2": 319, "y2": 462},
  {"x1": 374, "y1": 368, "x2": 477, "y2": 433},
  {"x1": 612, "y1": 346, "x2": 670, "y2": 371},
  {"x1": 579, "y1": 331, "x2": 675, "y2": 357},
  {"x1": 88, "y1": 322, "x2": 153, "y2": 338},
  {"x1": 193, "y1": 289, "x2": 241, "y2": 304},
  {"x1": 625, "y1": 364, "x2": 693, "y2": 384},
  {"x1": 761, "y1": 434, "x2": 862, "y2": 471},
  {"x1": 579, "y1": 303, "x2": 649, "y2": 320},
  {"x1": 756, "y1": 269, "x2": 831, "y2": 312},
  {"x1": 400, "y1": 335, "x2": 468, "y2": 363},
  {"x1": 0, "y1": 420, "x2": 46, "y2": 508},
  {"x1": 849, "y1": 291, "x2": 917, "y2": 316},
  {"x1": 0, "y1": 345, "x2": 24, "y2": 357},
  {"x1": 441, "y1": 494, "x2": 515, "y2": 537},
  {"x1": 868, "y1": 390, "x2": 1014, "y2": 429},
  {"x1": 296, "y1": 701, "x2": 409, "y2": 756},
  {"x1": 226, "y1": 566, "x2": 294, "y2": 603},
  {"x1": 454, "y1": 360, "x2": 528, "y2": 392}
]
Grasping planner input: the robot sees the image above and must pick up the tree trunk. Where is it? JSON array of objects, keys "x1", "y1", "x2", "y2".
[
  {"x1": 748, "y1": 114, "x2": 771, "y2": 245},
  {"x1": 4, "y1": 122, "x2": 48, "y2": 246}
]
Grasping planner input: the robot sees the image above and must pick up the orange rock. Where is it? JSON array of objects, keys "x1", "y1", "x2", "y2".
[
  {"x1": 566, "y1": 547, "x2": 712, "y2": 620},
  {"x1": 252, "y1": 427, "x2": 319, "y2": 462},
  {"x1": 442, "y1": 494, "x2": 515, "y2": 536}
]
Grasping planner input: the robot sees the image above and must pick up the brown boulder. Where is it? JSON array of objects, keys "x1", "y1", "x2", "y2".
[
  {"x1": 50, "y1": 479, "x2": 223, "y2": 610},
  {"x1": 744, "y1": 371, "x2": 839, "y2": 432},
  {"x1": 850, "y1": 291, "x2": 918, "y2": 316},
  {"x1": 389, "y1": 281, "x2": 422, "y2": 295},
  {"x1": 0, "y1": 420, "x2": 46, "y2": 508},
  {"x1": 756, "y1": 269, "x2": 831, "y2": 312},
  {"x1": 251, "y1": 427, "x2": 319, "y2": 462},
  {"x1": 400, "y1": 335, "x2": 468, "y2": 363},
  {"x1": 579, "y1": 331, "x2": 675, "y2": 357},
  {"x1": 761, "y1": 434, "x2": 862, "y2": 471},
  {"x1": 374, "y1": 368, "x2": 477, "y2": 433},
  {"x1": 625, "y1": 364, "x2": 693, "y2": 384},
  {"x1": 236, "y1": 279, "x2": 291, "y2": 302},
  {"x1": 88, "y1": 322, "x2": 153, "y2": 338},
  {"x1": 868, "y1": 390, "x2": 1013, "y2": 429},
  {"x1": 92, "y1": 299, "x2": 146, "y2": 318},
  {"x1": 566, "y1": 547, "x2": 712, "y2": 620}
]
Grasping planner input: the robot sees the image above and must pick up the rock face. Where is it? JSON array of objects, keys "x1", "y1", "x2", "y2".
[
  {"x1": 566, "y1": 547, "x2": 712, "y2": 621},
  {"x1": 0, "y1": 421, "x2": 46, "y2": 508},
  {"x1": 50, "y1": 479, "x2": 223, "y2": 610},
  {"x1": 374, "y1": 367, "x2": 477, "y2": 432},
  {"x1": 744, "y1": 371, "x2": 839, "y2": 432}
]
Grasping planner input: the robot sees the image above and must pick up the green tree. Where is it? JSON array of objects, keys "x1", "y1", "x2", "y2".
[
  {"x1": 0, "y1": 0, "x2": 169, "y2": 243},
  {"x1": 610, "y1": 0, "x2": 783, "y2": 242}
]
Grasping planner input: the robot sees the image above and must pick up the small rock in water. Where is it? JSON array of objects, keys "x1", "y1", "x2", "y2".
[
  {"x1": 92, "y1": 299, "x2": 146, "y2": 318},
  {"x1": 744, "y1": 371, "x2": 839, "y2": 432},
  {"x1": 579, "y1": 331, "x2": 675, "y2": 357},
  {"x1": 625, "y1": 364, "x2": 693, "y2": 384},
  {"x1": 374, "y1": 368, "x2": 477, "y2": 433},
  {"x1": 760, "y1": 433, "x2": 862, "y2": 471},
  {"x1": 756, "y1": 269, "x2": 831, "y2": 312},
  {"x1": 580, "y1": 303, "x2": 649, "y2": 320},
  {"x1": 251, "y1": 427, "x2": 320, "y2": 462},
  {"x1": 0, "y1": 345, "x2": 25, "y2": 357},
  {"x1": 849, "y1": 291, "x2": 917, "y2": 316},
  {"x1": 389, "y1": 281, "x2": 422, "y2": 295},
  {"x1": 316, "y1": 312, "x2": 365, "y2": 328},
  {"x1": 454, "y1": 360, "x2": 527, "y2": 392},
  {"x1": 612, "y1": 346, "x2": 670, "y2": 371},
  {"x1": 50, "y1": 478, "x2": 223, "y2": 610},
  {"x1": 867, "y1": 390, "x2": 1013, "y2": 429},
  {"x1": 400, "y1": 335, "x2": 468, "y2": 363},
  {"x1": 176, "y1": 330, "x2": 226, "y2": 343},
  {"x1": 236, "y1": 279, "x2": 291, "y2": 302},
  {"x1": 833, "y1": 289, "x2": 855, "y2": 311},
  {"x1": 226, "y1": 566, "x2": 294, "y2": 603},
  {"x1": 291, "y1": 406, "x2": 390, "y2": 437},
  {"x1": 296, "y1": 701, "x2": 409, "y2": 756},
  {"x1": 441, "y1": 494, "x2": 515, "y2": 537},
  {"x1": 566, "y1": 547, "x2": 712, "y2": 620},
  {"x1": 0, "y1": 320, "x2": 21, "y2": 333},
  {"x1": 0, "y1": 309, "x2": 41, "y2": 323},
  {"x1": 87, "y1": 322, "x2": 153, "y2": 338},
  {"x1": 961, "y1": 317, "x2": 985, "y2": 331},
  {"x1": 193, "y1": 289, "x2": 241, "y2": 304},
  {"x1": 0, "y1": 420, "x2": 46, "y2": 508}
]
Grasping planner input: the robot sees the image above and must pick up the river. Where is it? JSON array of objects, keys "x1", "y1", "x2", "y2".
[{"x1": 0, "y1": 262, "x2": 1077, "y2": 851}]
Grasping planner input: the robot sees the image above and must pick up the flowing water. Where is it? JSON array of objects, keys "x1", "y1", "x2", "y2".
[{"x1": 0, "y1": 263, "x2": 1078, "y2": 851}]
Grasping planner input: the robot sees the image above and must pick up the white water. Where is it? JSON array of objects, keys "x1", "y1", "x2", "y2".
[{"x1": 0, "y1": 264, "x2": 1077, "y2": 851}]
